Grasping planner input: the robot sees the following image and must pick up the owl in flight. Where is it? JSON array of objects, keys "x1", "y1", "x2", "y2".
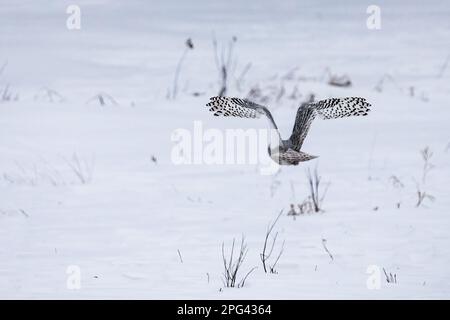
[{"x1": 206, "y1": 96, "x2": 371, "y2": 165}]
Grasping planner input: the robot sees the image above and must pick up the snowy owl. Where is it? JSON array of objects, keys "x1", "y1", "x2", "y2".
[{"x1": 206, "y1": 96, "x2": 371, "y2": 165}]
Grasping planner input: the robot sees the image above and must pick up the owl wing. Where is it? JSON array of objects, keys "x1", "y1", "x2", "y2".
[
  {"x1": 289, "y1": 97, "x2": 371, "y2": 151},
  {"x1": 206, "y1": 96, "x2": 280, "y2": 131}
]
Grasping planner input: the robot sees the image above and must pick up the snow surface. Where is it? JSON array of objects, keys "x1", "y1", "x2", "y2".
[{"x1": 0, "y1": 0, "x2": 449, "y2": 299}]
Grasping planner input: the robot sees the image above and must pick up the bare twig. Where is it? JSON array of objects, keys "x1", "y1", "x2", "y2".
[
  {"x1": 288, "y1": 165, "x2": 328, "y2": 218},
  {"x1": 306, "y1": 166, "x2": 329, "y2": 213},
  {"x1": 86, "y1": 92, "x2": 118, "y2": 106},
  {"x1": 1, "y1": 84, "x2": 15, "y2": 101},
  {"x1": 177, "y1": 249, "x2": 183, "y2": 263},
  {"x1": 321, "y1": 238, "x2": 334, "y2": 261},
  {"x1": 19, "y1": 209, "x2": 29, "y2": 218},
  {"x1": 212, "y1": 35, "x2": 237, "y2": 96},
  {"x1": 269, "y1": 240, "x2": 285, "y2": 273},
  {"x1": 170, "y1": 38, "x2": 194, "y2": 99},
  {"x1": 260, "y1": 210, "x2": 284, "y2": 273},
  {"x1": 34, "y1": 87, "x2": 65, "y2": 103},
  {"x1": 221, "y1": 236, "x2": 255, "y2": 288},
  {"x1": 5, "y1": 159, "x2": 63, "y2": 186},
  {"x1": 420, "y1": 147, "x2": 434, "y2": 184},
  {"x1": 238, "y1": 266, "x2": 257, "y2": 287},
  {"x1": 374, "y1": 74, "x2": 403, "y2": 93},
  {"x1": 63, "y1": 153, "x2": 94, "y2": 184},
  {"x1": 415, "y1": 146, "x2": 434, "y2": 207},
  {"x1": 383, "y1": 268, "x2": 397, "y2": 284},
  {"x1": 389, "y1": 175, "x2": 404, "y2": 189},
  {"x1": 0, "y1": 60, "x2": 7, "y2": 76}
]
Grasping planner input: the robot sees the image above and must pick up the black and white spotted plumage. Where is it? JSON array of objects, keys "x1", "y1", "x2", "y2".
[
  {"x1": 314, "y1": 97, "x2": 370, "y2": 119},
  {"x1": 289, "y1": 97, "x2": 371, "y2": 151},
  {"x1": 207, "y1": 96, "x2": 263, "y2": 119},
  {"x1": 206, "y1": 96, "x2": 279, "y2": 130},
  {"x1": 206, "y1": 96, "x2": 371, "y2": 165}
]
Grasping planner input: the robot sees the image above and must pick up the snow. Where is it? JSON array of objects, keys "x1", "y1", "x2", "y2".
[{"x1": 0, "y1": 0, "x2": 449, "y2": 299}]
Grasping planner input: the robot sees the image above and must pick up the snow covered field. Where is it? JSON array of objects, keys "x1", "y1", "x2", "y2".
[{"x1": 0, "y1": 0, "x2": 449, "y2": 299}]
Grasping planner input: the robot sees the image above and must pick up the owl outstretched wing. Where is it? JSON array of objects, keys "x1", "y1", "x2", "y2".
[
  {"x1": 206, "y1": 96, "x2": 281, "y2": 133},
  {"x1": 289, "y1": 97, "x2": 371, "y2": 151}
]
